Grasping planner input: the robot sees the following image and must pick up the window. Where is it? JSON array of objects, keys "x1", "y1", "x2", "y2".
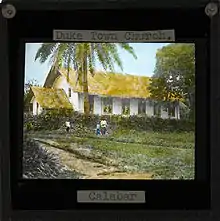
[
  {"x1": 162, "y1": 106, "x2": 168, "y2": 112},
  {"x1": 122, "y1": 98, "x2": 130, "y2": 115},
  {"x1": 102, "y1": 97, "x2": 113, "y2": 114},
  {"x1": 168, "y1": 105, "x2": 176, "y2": 117},
  {"x1": 138, "y1": 99, "x2": 146, "y2": 114},
  {"x1": 89, "y1": 95, "x2": 94, "y2": 114},
  {"x1": 153, "y1": 103, "x2": 161, "y2": 117},
  {"x1": 36, "y1": 102, "x2": 39, "y2": 114},
  {"x1": 68, "y1": 88, "x2": 71, "y2": 97}
]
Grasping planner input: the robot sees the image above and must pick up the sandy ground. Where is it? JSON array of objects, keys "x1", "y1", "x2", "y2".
[{"x1": 33, "y1": 138, "x2": 153, "y2": 179}]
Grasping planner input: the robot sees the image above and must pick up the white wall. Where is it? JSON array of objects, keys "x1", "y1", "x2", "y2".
[
  {"x1": 32, "y1": 98, "x2": 42, "y2": 115},
  {"x1": 53, "y1": 75, "x2": 79, "y2": 111},
  {"x1": 70, "y1": 92, "x2": 79, "y2": 111},
  {"x1": 78, "y1": 93, "x2": 84, "y2": 113},
  {"x1": 112, "y1": 97, "x2": 122, "y2": 115},
  {"x1": 175, "y1": 103, "x2": 180, "y2": 119},
  {"x1": 54, "y1": 76, "x2": 69, "y2": 95},
  {"x1": 146, "y1": 100, "x2": 154, "y2": 117},
  {"x1": 94, "y1": 96, "x2": 102, "y2": 115},
  {"x1": 130, "y1": 99, "x2": 138, "y2": 115},
  {"x1": 32, "y1": 99, "x2": 37, "y2": 115},
  {"x1": 161, "y1": 108, "x2": 169, "y2": 119}
]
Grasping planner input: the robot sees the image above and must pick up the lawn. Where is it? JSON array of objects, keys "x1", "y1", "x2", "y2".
[{"x1": 26, "y1": 125, "x2": 195, "y2": 180}]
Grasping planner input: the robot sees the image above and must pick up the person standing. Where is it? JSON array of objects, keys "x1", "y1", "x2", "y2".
[
  {"x1": 100, "y1": 119, "x2": 107, "y2": 135},
  {"x1": 96, "y1": 121, "x2": 101, "y2": 135},
  {"x1": 65, "y1": 121, "x2": 71, "y2": 133}
]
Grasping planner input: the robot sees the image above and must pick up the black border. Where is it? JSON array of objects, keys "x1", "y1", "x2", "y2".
[
  {"x1": 1, "y1": 0, "x2": 219, "y2": 220},
  {"x1": 9, "y1": 8, "x2": 210, "y2": 210},
  {"x1": 1, "y1": 0, "x2": 210, "y2": 10},
  {"x1": 0, "y1": 7, "x2": 11, "y2": 221}
]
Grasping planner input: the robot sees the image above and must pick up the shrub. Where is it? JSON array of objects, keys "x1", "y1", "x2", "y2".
[
  {"x1": 23, "y1": 138, "x2": 80, "y2": 179},
  {"x1": 24, "y1": 109, "x2": 74, "y2": 131},
  {"x1": 24, "y1": 111, "x2": 194, "y2": 132},
  {"x1": 42, "y1": 108, "x2": 74, "y2": 117}
]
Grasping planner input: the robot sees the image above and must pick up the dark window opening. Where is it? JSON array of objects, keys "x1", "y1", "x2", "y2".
[
  {"x1": 68, "y1": 88, "x2": 71, "y2": 97},
  {"x1": 154, "y1": 103, "x2": 161, "y2": 117},
  {"x1": 89, "y1": 95, "x2": 94, "y2": 114},
  {"x1": 163, "y1": 106, "x2": 168, "y2": 112},
  {"x1": 36, "y1": 102, "x2": 39, "y2": 114},
  {"x1": 122, "y1": 98, "x2": 130, "y2": 115},
  {"x1": 168, "y1": 105, "x2": 176, "y2": 117},
  {"x1": 103, "y1": 97, "x2": 113, "y2": 114},
  {"x1": 138, "y1": 99, "x2": 146, "y2": 114}
]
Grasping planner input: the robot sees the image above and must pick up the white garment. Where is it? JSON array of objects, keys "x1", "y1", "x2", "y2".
[
  {"x1": 101, "y1": 120, "x2": 107, "y2": 128},
  {"x1": 65, "y1": 121, "x2": 70, "y2": 127}
]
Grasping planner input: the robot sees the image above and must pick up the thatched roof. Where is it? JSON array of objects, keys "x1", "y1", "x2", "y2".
[
  {"x1": 58, "y1": 68, "x2": 151, "y2": 99},
  {"x1": 43, "y1": 68, "x2": 182, "y2": 101},
  {"x1": 31, "y1": 86, "x2": 73, "y2": 109}
]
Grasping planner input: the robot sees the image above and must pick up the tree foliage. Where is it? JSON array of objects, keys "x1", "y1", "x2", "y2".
[
  {"x1": 149, "y1": 43, "x2": 195, "y2": 120},
  {"x1": 35, "y1": 43, "x2": 137, "y2": 114},
  {"x1": 24, "y1": 79, "x2": 39, "y2": 112}
]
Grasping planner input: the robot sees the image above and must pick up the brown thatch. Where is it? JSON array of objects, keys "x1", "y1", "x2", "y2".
[
  {"x1": 42, "y1": 68, "x2": 182, "y2": 102},
  {"x1": 58, "y1": 68, "x2": 151, "y2": 99},
  {"x1": 31, "y1": 86, "x2": 73, "y2": 109}
]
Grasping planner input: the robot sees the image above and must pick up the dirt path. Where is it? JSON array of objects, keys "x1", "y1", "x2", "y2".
[
  {"x1": 33, "y1": 138, "x2": 153, "y2": 179},
  {"x1": 34, "y1": 138, "x2": 122, "y2": 179}
]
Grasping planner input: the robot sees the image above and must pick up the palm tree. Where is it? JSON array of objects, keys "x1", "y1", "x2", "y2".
[{"x1": 35, "y1": 43, "x2": 137, "y2": 114}]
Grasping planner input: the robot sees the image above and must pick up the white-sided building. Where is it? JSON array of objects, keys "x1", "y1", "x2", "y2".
[{"x1": 30, "y1": 68, "x2": 180, "y2": 119}]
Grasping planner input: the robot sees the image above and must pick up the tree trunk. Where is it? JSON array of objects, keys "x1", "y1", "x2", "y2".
[{"x1": 82, "y1": 52, "x2": 90, "y2": 115}]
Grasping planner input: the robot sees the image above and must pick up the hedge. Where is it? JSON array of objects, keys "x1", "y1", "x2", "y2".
[{"x1": 24, "y1": 110, "x2": 194, "y2": 132}]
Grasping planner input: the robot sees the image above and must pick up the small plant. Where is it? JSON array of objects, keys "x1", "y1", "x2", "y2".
[{"x1": 25, "y1": 122, "x2": 34, "y2": 131}]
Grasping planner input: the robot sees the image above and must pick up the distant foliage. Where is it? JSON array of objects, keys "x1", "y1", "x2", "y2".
[
  {"x1": 24, "y1": 112, "x2": 194, "y2": 132},
  {"x1": 24, "y1": 79, "x2": 39, "y2": 112},
  {"x1": 149, "y1": 43, "x2": 195, "y2": 121}
]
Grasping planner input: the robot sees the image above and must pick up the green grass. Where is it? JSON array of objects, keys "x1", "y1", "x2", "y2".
[
  {"x1": 31, "y1": 126, "x2": 194, "y2": 149},
  {"x1": 111, "y1": 129, "x2": 194, "y2": 149},
  {"x1": 58, "y1": 135, "x2": 187, "y2": 156},
  {"x1": 26, "y1": 127, "x2": 195, "y2": 179},
  {"x1": 56, "y1": 134, "x2": 194, "y2": 179}
]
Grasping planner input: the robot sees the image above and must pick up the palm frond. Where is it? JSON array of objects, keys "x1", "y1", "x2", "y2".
[
  {"x1": 35, "y1": 42, "x2": 138, "y2": 92},
  {"x1": 106, "y1": 43, "x2": 123, "y2": 71},
  {"x1": 118, "y1": 43, "x2": 138, "y2": 59},
  {"x1": 35, "y1": 43, "x2": 58, "y2": 63}
]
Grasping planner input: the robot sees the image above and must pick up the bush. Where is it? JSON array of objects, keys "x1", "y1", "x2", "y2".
[
  {"x1": 24, "y1": 111, "x2": 194, "y2": 132},
  {"x1": 23, "y1": 137, "x2": 80, "y2": 179},
  {"x1": 42, "y1": 108, "x2": 74, "y2": 117},
  {"x1": 24, "y1": 109, "x2": 74, "y2": 131}
]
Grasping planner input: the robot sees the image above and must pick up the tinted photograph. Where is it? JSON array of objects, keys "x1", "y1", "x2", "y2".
[{"x1": 23, "y1": 42, "x2": 195, "y2": 179}]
